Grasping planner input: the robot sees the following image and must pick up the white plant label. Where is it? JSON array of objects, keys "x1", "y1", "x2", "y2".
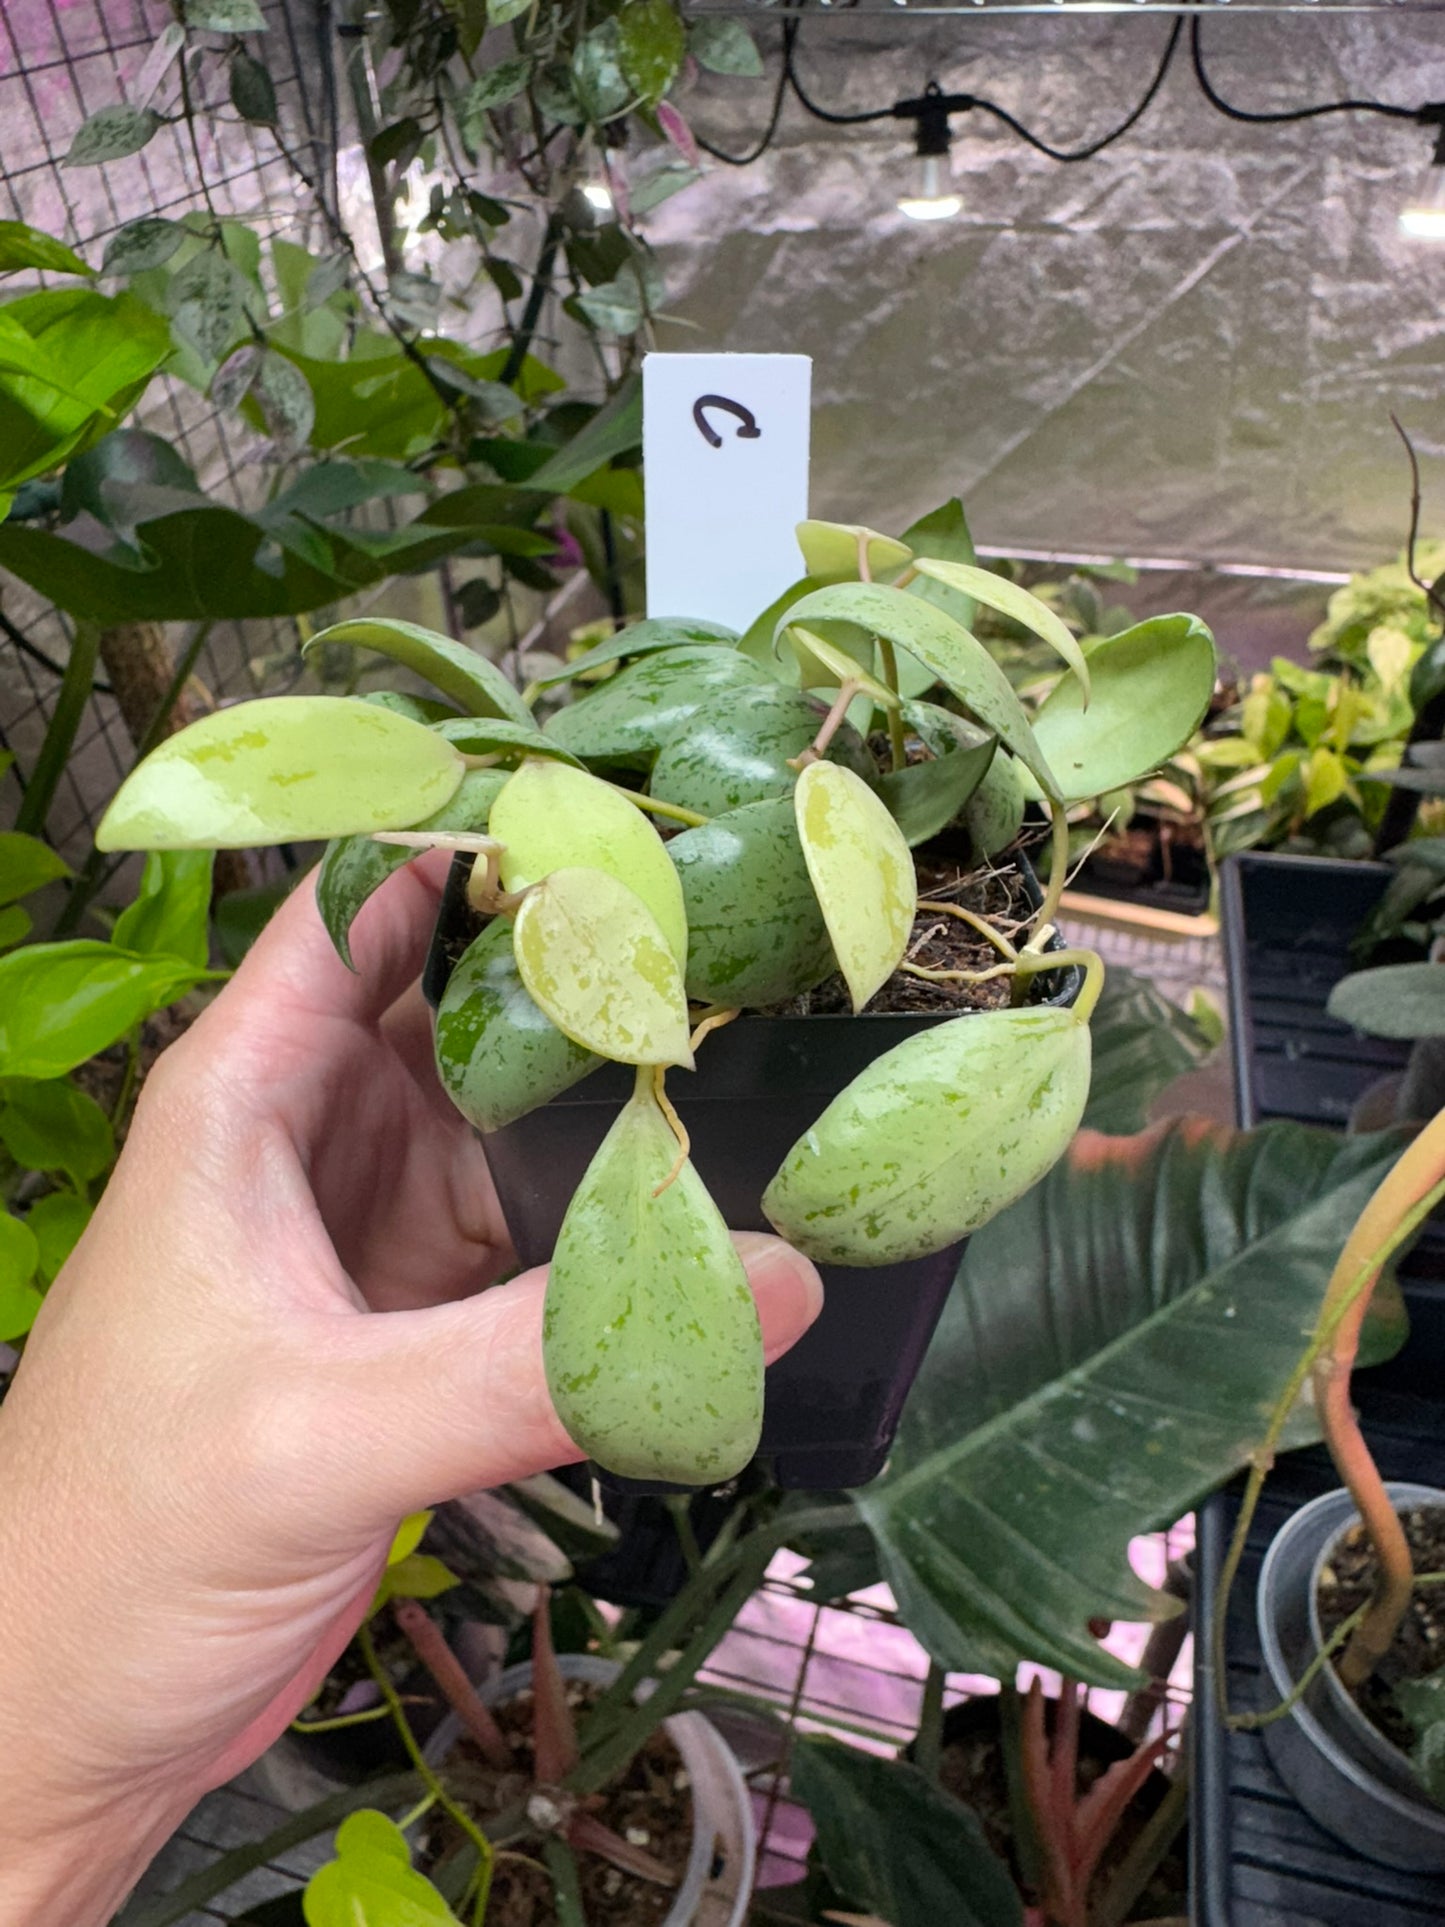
[{"x1": 643, "y1": 352, "x2": 812, "y2": 634}]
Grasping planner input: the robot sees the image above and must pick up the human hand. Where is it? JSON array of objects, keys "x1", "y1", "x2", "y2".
[{"x1": 0, "y1": 854, "x2": 823, "y2": 1926}]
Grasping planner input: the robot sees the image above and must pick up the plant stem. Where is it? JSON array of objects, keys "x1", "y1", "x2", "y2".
[
  {"x1": 876, "y1": 636, "x2": 908, "y2": 773},
  {"x1": 111, "y1": 1024, "x2": 143, "y2": 1133},
  {"x1": 1032, "y1": 798, "x2": 1073, "y2": 939},
  {"x1": 288, "y1": 1702, "x2": 399, "y2": 1735},
  {"x1": 392, "y1": 1598, "x2": 511, "y2": 1770},
  {"x1": 915, "y1": 1662, "x2": 945, "y2": 1781},
  {"x1": 794, "y1": 679, "x2": 860, "y2": 767},
  {"x1": 997, "y1": 1684, "x2": 1044, "y2": 1893},
  {"x1": 612, "y1": 788, "x2": 708, "y2": 829},
  {"x1": 16, "y1": 621, "x2": 98, "y2": 839},
  {"x1": 1090, "y1": 1768, "x2": 1189, "y2": 1927}
]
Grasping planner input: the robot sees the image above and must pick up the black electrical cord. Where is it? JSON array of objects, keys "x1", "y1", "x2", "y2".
[
  {"x1": 785, "y1": 33, "x2": 900, "y2": 127},
  {"x1": 1189, "y1": 17, "x2": 1422, "y2": 127},
  {"x1": 970, "y1": 19, "x2": 1181, "y2": 164},
  {"x1": 695, "y1": 21, "x2": 798, "y2": 167}
]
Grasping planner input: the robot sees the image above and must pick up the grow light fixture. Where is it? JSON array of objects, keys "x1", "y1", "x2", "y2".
[
  {"x1": 896, "y1": 85, "x2": 962, "y2": 220},
  {"x1": 1400, "y1": 122, "x2": 1445, "y2": 239}
]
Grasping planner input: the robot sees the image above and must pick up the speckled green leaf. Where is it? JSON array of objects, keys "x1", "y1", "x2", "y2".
[
  {"x1": 435, "y1": 918, "x2": 599, "y2": 1132},
  {"x1": 319, "y1": 770, "x2": 506, "y2": 970},
  {"x1": 533, "y1": 617, "x2": 738, "y2": 689},
  {"x1": 901, "y1": 498, "x2": 979, "y2": 635},
  {"x1": 617, "y1": 0, "x2": 686, "y2": 105},
  {"x1": 782, "y1": 583, "x2": 1061, "y2": 803},
  {"x1": 432, "y1": 717, "x2": 581, "y2": 767},
  {"x1": 96, "y1": 698, "x2": 465, "y2": 851},
  {"x1": 914, "y1": 558, "x2": 1092, "y2": 702},
  {"x1": 670, "y1": 796, "x2": 834, "y2": 1007},
  {"x1": 513, "y1": 867, "x2": 692, "y2": 1067},
  {"x1": 876, "y1": 706, "x2": 996, "y2": 846},
  {"x1": 795, "y1": 762, "x2": 916, "y2": 1013},
  {"x1": 491, "y1": 759, "x2": 686, "y2": 965},
  {"x1": 963, "y1": 751, "x2": 1027, "y2": 857},
  {"x1": 764, "y1": 1005, "x2": 1091, "y2": 1265},
  {"x1": 544, "y1": 1083, "x2": 763, "y2": 1482},
  {"x1": 738, "y1": 574, "x2": 842, "y2": 675},
  {"x1": 305, "y1": 618, "x2": 532, "y2": 725},
  {"x1": 796, "y1": 520, "x2": 913, "y2": 582},
  {"x1": 650, "y1": 683, "x2": 873, "y2": 819},
  {"x1": 1030, "y1": 615, "x2": 1216, "y2": 802},
  {"x1": 543, "y1": 646, "x2": 771, "y2": 769}
]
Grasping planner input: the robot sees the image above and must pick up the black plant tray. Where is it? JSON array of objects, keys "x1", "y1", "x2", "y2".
[{"x1": 1192, "y1": 851, "x2": 1445, "y2": 1923}]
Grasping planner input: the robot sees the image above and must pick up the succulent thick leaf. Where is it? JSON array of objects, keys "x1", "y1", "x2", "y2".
[
  {"x1": 764, "y1": 1005, "x2": 1090, "y2": 1264},
  {"x1": 855, "y1": 1120, "x2": 1409, "y2": 1685},
  {"x1": 794, "y1": 761, "x2": 915, "y2": 1013},
  {"x1": 533, "y1": 616, "x2": 738, "y2": 688},
  {"x1": 786, "y1": 624, "x2": 899, "y2": 709},
  {"x1": 435, "y1": 917, "x2": 599, "y2": 1132},
  {"x1": 96, "y1": 698, "x2": 465, "y2": 851},
  {"x1": 650, "y1": 683, "x2": 873, "y2": 818},
  {"x1": 963, "y1": 752, "x2": 1027, "y2": 858},
  {"x1": 1082, "y1": 965, "x2": 1215, "y2": 1133},
  {"x1": 512, "y1": 868, "x2": 692, "y2": 1068},
  {"x1": 490, "y1": 759, "x2": 686, "y2": 965},
  {"x1": 304, "y1": 618, "x2": 532, "y2": 725},
  {"x1": 876, "y1": 709, "x2": 996, "y2": 847},
  {"x1": 796, "y1": 519, "x2": 914, "y2": 582},
  {"x1": 781, "y1": 582, "x2": 1061, "y2": 803},
  {"x1": 792, "y1": 1740, "x2": 1022, "y2": 1927},
  {"x1": 544, "y1": 1084, "x2": 763, "y2": 1482},
  {"x1": 1327, "y1": 963, "x2": 1445, "y2": 1041},
  {"x1": 318, "y1": 771, "x2": 506, "y2": 970},
  {"x1": 543, "y1": 645, "x2": 771, "y2": 769},
  {"x1": 669, "y1": 796, "x2": 835, "y2": 1006},
  {"x1": 914, "y1": 558, "x2": 1092, "y2": 701},
  {"x1": 431, "y1": 716, "x2": 581, "y2": 767},
  {"x1": 1029, "y1": 614, "x2": 1216, "y2": 802}
]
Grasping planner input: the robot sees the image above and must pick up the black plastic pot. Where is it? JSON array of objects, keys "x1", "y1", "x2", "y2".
[
  {"x1": 424, "y1": 851, "x2": 1079, "y2": 1496},
  {"x1": 1074, "y1": 806, "x2": 1211, "y2": 918}
]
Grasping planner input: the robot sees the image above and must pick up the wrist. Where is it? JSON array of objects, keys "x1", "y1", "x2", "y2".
[{"x1": 0, "y1": 1780, "x2": 186, "y2": 1927}]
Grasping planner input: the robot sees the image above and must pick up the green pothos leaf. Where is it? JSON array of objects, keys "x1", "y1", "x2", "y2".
[{"x1": 794, "y1": 761, "x2": 916, "y2": 1013}]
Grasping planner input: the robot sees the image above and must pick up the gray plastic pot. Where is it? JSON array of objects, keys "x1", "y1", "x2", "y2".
[
  {"x1": 1256, "y1": 1482, "x2": 1445, "y2": 1871},
  {"x1": 427, "y1": 1653, "x2": 756, "y2": 1925}
]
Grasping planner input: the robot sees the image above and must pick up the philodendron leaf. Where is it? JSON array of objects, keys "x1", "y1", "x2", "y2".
[
  {"x1": 795, "y1": 761, "x2": 916, "y2": 1013},
  {"x1": 533, "y1": 616, "x2": 738, "y2": 689},
  {"x1": 796, "y1": 520, "x2": 914, "y2": 583},
  {"x1": 913, "y1": 558, "x2": 1092, "y2": 702},
  {"x1": 435, "y1": 917, "x2": 599, "y2": 1132},
  {"x1": 1029, "y1": 614, "x2": 1216, "y2": 802},
  {"x1": 787, "y1": 625, "x2": 899, "y2": 710},
  {"x1": 490, "y1": 760, "x2": 687, "y2": 966},
  {"x1": 0, "y1": 1078, "x2": 114, "y2": 1186},
  {"x1": 111, "y1": 850, "x2": 215, "y2": 968},
  {"x1": 304, "y1": 618, "x2": 533, "y2": 726},
  {"x1": 781, "y1": 583, "x2": 1062, "y2": 803},
  {"x1": 303, "y1": 1809, "x2": 462, "y2": 1927},
  {"x1": 1327, "y1": 963, "x2": 1445, "y2": 1041},
  {"x1": 791, "y1": 1740, "x2": 1023, "y2": 1927},
  {"x1": 876, "y1": 708, "x2": 996, "y2": 847},
  {"x1": 544, "y1": 646, "x2": 771, "y2": 769},
  {"x1": 0, "y1": 943, "x2": 206, "y2": 1079},
  {"x1": 512, "y1": 868, "x2": 693, "y2": 1068},
  {"x1": 764, "y1": 1004, "x2": 1090, "y2": 1265},
  {"x1": 855, "y1": 1119, "x2": 1409, "y2": 1686},
  {"x1": 318, "y1": 770, "x2": 507, "y2": 970},
  {"x1": 669, "y1": 796, "x2": 834, "y2": 1007},
  {"x1": 650, "y1": 683, "x2": 874, "y2": 819},
  {"x1": 96, "y1": 699, "x2": 466, "y2": 850},
  {"x1": 544, "y1": 1081, "x2": 763, "y2": 1482}
]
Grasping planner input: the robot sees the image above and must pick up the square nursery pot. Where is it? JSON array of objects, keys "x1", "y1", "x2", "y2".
[{"x1": 424, "y1": 850, "x2": 1080, "y2": 1509}]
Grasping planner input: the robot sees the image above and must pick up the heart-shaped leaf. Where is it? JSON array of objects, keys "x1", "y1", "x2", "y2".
[
  {"x1": 855, "y1": 1120, "x2": 1408, "y2": 1684},
  {"x1": 913, "y1": 558, "x2": 1092, "y2": 702},
  {"x1": 669, "y1": 796, "x2": 835, "y2": 1007},
  {"x1": 304, "y1": 1809, "x2": 462, "y2": 1927},
  {"x1": 319, "y1": 770, "x2": 507, "y2": 970},
  {"x1": 786, "y1": 625, "x2": 899, "y2": 709},
  {"x1": 1029, "y1": 614, "x2": 1216, "y2": 802},
  {"x1": 96, "y1": 698, "x2": 466, "y2": 850},
  {"x1": 764, "y1": 1003, "x2": 1090, "y2": 1265},
  {"x1": 435, "y1": 917, "x2": 599, "y2": 1132},
  {"x1": 876, "y1": 707, "x2": 996, "y2": 847},
  {"x1": 796, "y1": 520, "x2": 914, "y2": 582},
  {"x1": 512, "y1": 868, "x2": 692, "y2": 1067},
  {"x1": 490, "y1": 760, "x2": 686, "y2": 966},
  {"x1": 532, "y1": 616, "x2": 738, "y2": 689},
  {"x1": 544, "y1": 646, "x2": 771, "y2": 768},
  {"x1": 544, "y1": 1082, "x2": 763, "y2": 1482},
  {"x1": 780, "y1": 583, "x2": 1061, "y2": 802},
  {"x1": 304, "y1": 618, "x2": 533, "y2": 726},
  {"x1": 795, "y1": 761, "x2": 916, "y2": 1013},
  {"x1": 650, "y1": 683, "x2": 874, "y2": 819}
]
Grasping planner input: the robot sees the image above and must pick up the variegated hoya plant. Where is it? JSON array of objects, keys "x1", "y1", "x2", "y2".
[{"x1": 97, "y1": 505, "x2": 1217, "y2": 1484}]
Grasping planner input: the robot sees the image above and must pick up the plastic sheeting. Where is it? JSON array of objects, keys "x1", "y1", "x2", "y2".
[{"x1": 651, "y1": 12, "x2": 1445, "y2": 581}]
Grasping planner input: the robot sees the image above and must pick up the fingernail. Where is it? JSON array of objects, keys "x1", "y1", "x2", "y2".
[{"x1": 733, "y1": 1230, "x2": 825, "y2": 1344}]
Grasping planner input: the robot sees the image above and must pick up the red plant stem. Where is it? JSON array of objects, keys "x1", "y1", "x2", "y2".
[
  {"x1": 392, "y1": 1598, "x2": 512, "y2": 1772},
  {"x1": 530, "y1": 1585, "x2": 580, "y2": 1785},
  {"x1": 1021, "y1": 1680, "x2": 1083, "y2": 1927},
  {"x1": 566, "y1": 1811, "x2": 679, "y2": 1887},
  {"x1": 1311, "y1": 1105, "x2": 1445, "y2": 1687}
]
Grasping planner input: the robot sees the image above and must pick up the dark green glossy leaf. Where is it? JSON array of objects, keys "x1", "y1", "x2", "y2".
[
  {"x1": 434, "y1": 917, "x2": 598, "y2": 1132},
  {"x1": 0, "y1": 942, "x2": 205, "y2": 1078},
  {"x1": 111, "y1": 851, "x2": 214, "y2": 969},
  {"x1": 305, "y1": 619, "x2": 532, "y2": 726},
  {"x1": 876, "y1": 708, "x2": 995, "y2": 846},
  {"x1": 544, "y1": 1082, "x2": 763, "y2": 1482},
  {"x1": 1327, "y1": 963, "x2": 1445, "y2": 1040},
  {"x1": 856, "y1": 1120, "x2": 1410, "y2": 1685},
  {"x1": 522, "y1": 375, "x2": 641, "y2": 495},
  {"x1": 1030, "y1": 614, "x2": 1216, "y2": 802},
  {"x1": 230, "y1": 48, "x2": 278, "y2": 123},
  {"x1": 792, "y1": 1740, "x2": 1022, "y2": 1927},
  {"x1": 0, "y1": 1076, "x2": 114, "y2": 1186},
  {"x1": 0, "y1": 831, "x2": 70, "y2": 907},
  {"x1": 651, "y1": 682, "x2": 872, "y2": 818},
  {"x1": 533, "y1": 616, "x2": 738, "y2": 689},
  {"x1": 669, "y1": 796, "x2": 833, "y2": 1007},
  {"x1": 1082, "y1": 965, "x2": 1215, "y2": 1133},
  {"x1": 319, "y1": 770, "x2": 506, "y2": 971},
  {"x1": 59, "y1": 428, "x2": 198, "y2": 532},
  {"x1": 737, "y1": 573, "x2": 843, "y2": 675},
  {"x1": 543, "y1": 646, "x2": 771, "y2": 770},
  {"x1": 0, "y1": 222, "x2": 90, "y2": 277}
]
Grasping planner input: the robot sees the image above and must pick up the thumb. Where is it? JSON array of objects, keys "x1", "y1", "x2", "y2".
[{"x1": 331, "y1": 1232, "x2": 824, "y2": 1519}]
